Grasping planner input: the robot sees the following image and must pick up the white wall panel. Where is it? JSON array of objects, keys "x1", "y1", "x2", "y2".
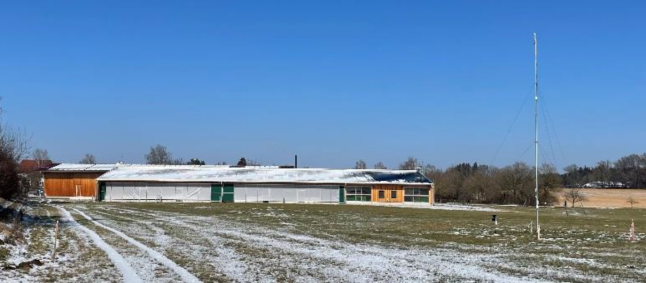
[
  {"x1": 104, "y1": 182, "x2": 339, "y2": 203},
  {"x1": 104, "y1": 182, "x2": 210, "y2": 202},
  {"x1": 234, "y1": 184, "x2": 339, "y2": 203}
]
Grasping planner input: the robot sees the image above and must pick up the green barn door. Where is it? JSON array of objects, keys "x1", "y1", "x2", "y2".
[
  {"x1": 339, "y1": 186, "x2": 345, "y2": 203},
  {"x1": 222, "y1": 184, "x2": 234, "y2": 203},
  {"x1": 99, "y1": 183, "x2": 107, "y2": 201},
  {"x1": 211, "y1": 184, "x2": 222, "y2": 202}
]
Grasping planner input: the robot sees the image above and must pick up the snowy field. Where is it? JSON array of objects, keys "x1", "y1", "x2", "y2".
[{"x1": 2, "y1": 201, "x2": 645, "y2": 282}]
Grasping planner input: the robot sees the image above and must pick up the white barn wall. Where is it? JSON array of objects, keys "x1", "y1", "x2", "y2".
[
  {"x1": 105, "y1": 182, "x2": 210, "y2": 202},
  {"x1": 234, "y1": 184, "x2": 339, "y2": 203}
]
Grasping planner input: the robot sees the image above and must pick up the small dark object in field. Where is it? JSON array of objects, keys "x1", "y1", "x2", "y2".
[
  {"x1": 4, "y1": 258, "x2": 45, "y2": 271},
  {"x1": 17, "y1": 261, "x2": 31, "y2": 270},
  {"x1": 31, "y1": 259, "x2": 43, "y2": 266}
]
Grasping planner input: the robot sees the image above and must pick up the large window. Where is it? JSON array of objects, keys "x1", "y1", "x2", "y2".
[
  {"x1": 404, "y1": 187, "x2": 429, "y2": 203},
  {"x1": 346, "y1": 187, "x2": 371, "y2": 201}
]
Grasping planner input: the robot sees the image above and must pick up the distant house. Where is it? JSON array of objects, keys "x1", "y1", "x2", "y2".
[
  {"x1": 582, "y1": 181, "x2": 626, "y2": 188},
  {"x1": 19, "y1": 159, "x2": 59, "y2": 191},
  {"x1": 19, "y1": 159, "x2": 58, "y2": 175}
]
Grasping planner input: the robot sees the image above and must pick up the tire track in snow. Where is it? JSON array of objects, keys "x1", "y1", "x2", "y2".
[
  {"x1": 115, "y1": 207, "x2": 535, "y2": 282},
  {"x1": 89, "y1": 206, "x2": 260, "y2": 282},
  {"x1": 72, "y1": 208, "x2": 202, "y2": 283},
  {"x1": 58, "y1": 207, "x2": 142, "y2": 283}
]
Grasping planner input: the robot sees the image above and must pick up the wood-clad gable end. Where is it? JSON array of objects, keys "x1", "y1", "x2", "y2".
[{"x1": 44, "y1": 172, "x2": 104, "y2": 197}]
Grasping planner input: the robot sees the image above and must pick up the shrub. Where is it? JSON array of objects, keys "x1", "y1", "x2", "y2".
[{"x1": 0, "y1": 148, "x2": 20, "y2": 199}]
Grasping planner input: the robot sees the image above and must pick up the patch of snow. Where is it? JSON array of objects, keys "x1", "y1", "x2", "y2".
[
  {"x1": 105, "y1": 206, "x2": 534, "y2": 282},
  {"x1": 72, "y1": 208, "x2": 202, "y2": 283},
  {"x1": 429, "y1": 203, "x2": 500, "y2": 212},
  {"x1": 97, "y1": 166, "x2": 431, "y2": 186},
  {"x1": 58, "y1": 207, "x2": 141, "y2": 283}
]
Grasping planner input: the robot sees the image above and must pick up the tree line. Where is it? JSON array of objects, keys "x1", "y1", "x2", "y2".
[
  {"x1": 144, "y1": 144, "x2": 257, "y2": 167},
  {"x1": 354, "y1": 157, "x2": 559, "y2": 205},
  {"x1": 425, "y1": 162, "x2": 561, "y2": 205},
  {"x1": 355, "y1": 153, "x2": 646, "y2": 205},
  {"x1": 561, "y1": 154, "x2": 646, "y2": 188}
]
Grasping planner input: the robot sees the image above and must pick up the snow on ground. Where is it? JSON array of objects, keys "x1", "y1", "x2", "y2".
[
  {"x1": 58, "y1": 207, "x2": 141, "y2": 283},
  {"x1": 8, "y1": 201, "x2": 642, "y2": 282},
  {"x1": 71, "y1": 208, "x2": 201, "y2": 283},
  {"x1": 2, "y1": 202, "x2": 122, "y2": 282},
  {"x1": 348, "y1": 202, "x2": 501, "y2": 212},
  {"x1": 429, "y1": 203, "x2": 501, "y2": 212},
  {"x1": 75, "y1": 205, "x2": 538, "y2": 282}
]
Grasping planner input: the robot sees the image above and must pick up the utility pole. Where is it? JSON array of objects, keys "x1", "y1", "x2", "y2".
[{"x1": 534, "y1": 33, "x2": 541, "y2": 240}]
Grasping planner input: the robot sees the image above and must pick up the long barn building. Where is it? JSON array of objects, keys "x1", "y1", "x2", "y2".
[{"x1": 45, "y1": 164, "x2": 435, "y2": 205}]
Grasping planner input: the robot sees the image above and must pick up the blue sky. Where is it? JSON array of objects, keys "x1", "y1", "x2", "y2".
[{"x1": 0, "y1": 1, "x2": 644, "y2": 169}]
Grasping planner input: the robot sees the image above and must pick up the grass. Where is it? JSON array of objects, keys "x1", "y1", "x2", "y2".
[
  {"x1": 0, "y1": 201, "x2": 123, "y2": 282},
  {"x1": 88, "y1": 202, "x2": 645, "y2": 282},
  {"x1": 0, "y1": 246, "x2": 9, "y2": 261},
  {"x1": 5, "y1": 201, "x2": 641, "y2": 282}
]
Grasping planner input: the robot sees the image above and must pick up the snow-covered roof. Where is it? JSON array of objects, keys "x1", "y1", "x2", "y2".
[
  {"x1": 97, "y1": 166, "x2": 433, "y2": 185},
  {"x1": 47, "y1": 163, "x2": 118, "y2": 172}
]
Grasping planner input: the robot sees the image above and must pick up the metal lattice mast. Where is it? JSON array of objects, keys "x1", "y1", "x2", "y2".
[{"x1": 534, "y1": 33, "x2": 541, "y2": 240}]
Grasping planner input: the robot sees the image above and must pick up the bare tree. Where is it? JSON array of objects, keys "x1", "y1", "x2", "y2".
[
  {"x1": 0, "y1": 148, "x2": 20, "y2": 199},
  {"x1": 354, "y1": 159, "x2": 367, "y2": 169},
  {"x1": 399, "y1": 157, "x2": 419, "y2": 170},
  {"x1": 247, "y1": 159, "x2": 261, "y2": 166},
  {"x1": 33, "y1": 148, "x2": 49, "y2": 160},
  {"x1": 0, "y1": 98, "x2": 28, "y2": 199},
  {"x1": 539, "y1": 163, "x2": 562, "y2": 205},
  {"x1": 145, "y1": 145, "x2": 174, "y2": 165},
  {"x1": 79, "y1": 153, "x2": 96, "y2": 164},
  {"x1": 374, "y1": 162, "x2": 387, "y2": 169},
  {"x1": 626, "y1": 196, "x2": 639, "y2": 209},
  {"x1": 32, "y1": 148, "x2": 50, "y2": 168},
  {"x1": 0, "y1": 127, "x2": 29, "y2": 163},
  {"x1": 592, "y1": 160, "x2": 612, "y2": 186},
  {"x1": 564, "y1": 188, "x2": 587, "y2": 208}
]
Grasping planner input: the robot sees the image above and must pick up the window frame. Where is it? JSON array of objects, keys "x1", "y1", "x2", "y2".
[
  {"x1": 403, "y1": 187, "x2": 430, "y2": 203},
  {"x1": 346, "y1": 186, "x2": 372, "y2": 202}
]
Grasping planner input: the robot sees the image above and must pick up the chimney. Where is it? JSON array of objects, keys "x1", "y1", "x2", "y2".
[{"x1": 294, "y1": 155, "x2": 298, "y2": 168}]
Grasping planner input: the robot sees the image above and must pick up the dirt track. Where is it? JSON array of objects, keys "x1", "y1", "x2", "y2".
[{"x1": 558, "y1": 188, "x2": 646, "y2": 208}]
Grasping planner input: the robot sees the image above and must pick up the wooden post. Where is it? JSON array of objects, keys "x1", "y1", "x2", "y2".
[{"x1": 51, "y1": 220, "x2": 59, "y2": 261}]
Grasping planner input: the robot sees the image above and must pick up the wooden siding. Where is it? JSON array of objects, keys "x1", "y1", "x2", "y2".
[
  {"x1": 369, "y1": 185, "x2": 435, "y2": 204},
  {"x1": 44, "y1": 172, "x2": 104, "y2": 197},
  {"x1": 372, "y1": 185, "x2": 404, "y2": 203},
  {"x1": 429, "y1": 185, "x2": 435, "y2": 204}
]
